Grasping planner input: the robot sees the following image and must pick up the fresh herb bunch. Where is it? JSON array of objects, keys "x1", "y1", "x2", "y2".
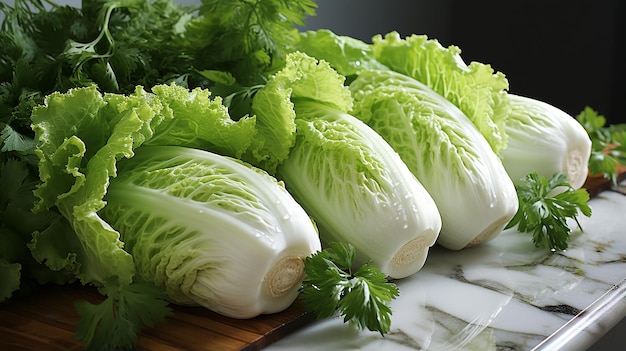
[
  {"x1": 0, "y1": 0, "x2": 196, "y2": 131},
  {"x1": 506, "y1": 172, "x2": 592, "y2": 251},
  {"x1": 576, "y1": 106, "x2": 626, "y2": 185},
  {"x1": 0, "y1": 0, "x2": 318, "y2": 155},
  {"x1": 186, "y1": 0, "x2": 317, "y2": 86},
  {"x1": 301, "y1": 242, "x2": 399, "y2": 336}
]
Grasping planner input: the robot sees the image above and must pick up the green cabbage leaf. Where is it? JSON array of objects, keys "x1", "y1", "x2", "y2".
[
  {"x1": 242, "y1": 51, "x2": 353, "y2": 173},
  {"x1": 294, "y1": 29, "x2": 510, "y2": 154}
]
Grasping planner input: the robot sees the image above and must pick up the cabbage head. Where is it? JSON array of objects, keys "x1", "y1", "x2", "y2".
[
  {"x1": 101, "y1": 145, "x2": 320, "y2": 318},
  {"x1": 350, "y1": 69, "x2": 518, "y2": 250}
]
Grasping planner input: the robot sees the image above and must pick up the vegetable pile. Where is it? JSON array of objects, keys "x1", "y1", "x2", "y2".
[{"x1": 1, "y1": 0, "x2": 622, "y2": 349}]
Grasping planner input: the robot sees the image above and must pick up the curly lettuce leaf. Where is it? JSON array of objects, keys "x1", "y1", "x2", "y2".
[
  {"x1": 31, "y1": 85, "x2": 140, "y2": 286},
  {"x1": 148, "y1": 84, "x2": 256, "y2": 158},
  {"x1": 370, "y1": 31, "x2": 510, "y2": 154},
  {"x1": 245, "y1": 51, "x2": 353, "y2": 173}
]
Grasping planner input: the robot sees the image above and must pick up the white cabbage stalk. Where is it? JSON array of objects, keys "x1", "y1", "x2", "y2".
[
  {"x1": 350, "y1": 70, "x2": 519, "y2": 250},
  {"x1": 277, "y1": 100, "x2": 442, "y2": 279},
  {"x1": 501, "y1": 94, "x2": 592, "y2": 189},
  {"x1": 101, "y1": 145, "x2": 321, "y2": 319}
]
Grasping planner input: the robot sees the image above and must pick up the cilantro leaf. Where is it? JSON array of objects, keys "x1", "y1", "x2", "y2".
[
  {"x1": 506, "y1": 172, "x2": 592, "y2": 251},
  {"x1": 576, "y1": 106, "x2": 626, "y2": 185},
  {"x1": 1, "y1": 0, "x2": 198, "y2": 131},
  {"x1": 301, "y1": 242, "x2": 399, "y2": 336},
  {"x1": 186, "y1": 0, "x2": 317, "y2": 86},
  {"x1": 74, "y1": 279, "x2": 172, "y2": 351}
]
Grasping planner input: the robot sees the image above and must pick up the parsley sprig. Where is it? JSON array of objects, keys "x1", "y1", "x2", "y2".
[
  {"x1": 74, "y1": 279, "x2": 173, "y2": 351},
  {"x1": 186, "y1": 0, "x2": 317, "y2": 86},
  {"x1": 576, "y1": 106, "x2": 626, "y2": 185},
  {"x1": 301, "y1": 242, "x2": 399, "y2": 336},
  {"x1": 506, "y1": 172, "x2": 592, "y2": 251}
]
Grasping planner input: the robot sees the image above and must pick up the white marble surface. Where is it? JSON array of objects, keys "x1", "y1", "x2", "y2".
[{"x1": 265, "y1": 182, "x2": 626, "y2": 351}]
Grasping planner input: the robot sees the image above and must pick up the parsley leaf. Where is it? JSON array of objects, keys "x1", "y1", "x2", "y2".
[
  {"x1": 1, "y1": 123, "x2": 35, "y2": 152},
  {"x1": 506, "y1": 172, "x2": 592, "y2": 251},
  {"x1": 576, "y1": 106, "x2": 626, "y2": 185},
  {"x1": 186, "y1": 0, "x2": 317, "y2": 86},
  {"x1": 0, "y1": 0, "x2": 197, "y2": 133},
  {"x1": 301, "y1": 242, "x2": 399, "y2": 336},
  {"x1": 74, "y1": 279, "x2": 172, "y2": 351}
]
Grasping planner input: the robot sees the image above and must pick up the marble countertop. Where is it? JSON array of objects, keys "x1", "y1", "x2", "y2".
[{"x1": 265, "y1": 181, "x2": 626, "y2": 351}]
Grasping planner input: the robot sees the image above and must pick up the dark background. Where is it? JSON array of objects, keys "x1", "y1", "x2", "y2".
[{"x1": 304, "y1": 0, "x2": 625, "y2": 124}]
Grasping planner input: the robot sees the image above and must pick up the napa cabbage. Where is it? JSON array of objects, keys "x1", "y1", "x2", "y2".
[
  {"x1": 28, "y1": 83, "x2": 320, "y2": 347},
  {"x1": 369, "y1": 32, "x2": 511, "y2": 154},
  {"x1": 294, "y1": 29, "x2": 511, "y2": 155},
  {"x1": 278, "y1": 100, "x2": 442, "y2": 279},
  {"x1": 350, "y1": 69, "x2": 518, "y2": 250},
  {"x1": 101, "y1": 145, "x2": 320, "y2": 318},
  {"x1": 261, "y1": 52, "x2": 442, "y2": 279},
  {"x1": 500, "y1": 94, "x2": 592, "y2": 189}
]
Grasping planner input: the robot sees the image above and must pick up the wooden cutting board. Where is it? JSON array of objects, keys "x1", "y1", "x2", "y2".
[
  {"x1": 0, "y1": 282, "x2": 316, "y2": 351},
  {"x1": 1, "y1": 167, "x2": 624, "y2": 351}
]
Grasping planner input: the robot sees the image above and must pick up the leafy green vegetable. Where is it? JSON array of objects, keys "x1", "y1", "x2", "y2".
[
  {"x1": 0, "y1": 124, "x2": 35, "y2": 153},
  {"x1": 501, "y1": 94, "x2": 592, "y2": 190},
  {"x1": 280, "y1": 100, "x2": 441, "y2": 278},
  {"x1": 506, "y1": 172, "x2": 592, "y2": 251},
  {"x1": 301, "y1": 242, "x2": 399, "y2": 336},
  {"x1": 0, "y1": 155, "x2": 77, "y2": 301},
  {"x1": 262, "y1": 52, "x2": 441, "y2": 278},
  {"x1": 242, "y1": 50, "x2": 369, "y2": 173},
  {"x1": 294, "y1": 29, "x2": 389, "y2": 77},
  {"x1": 101, "y1": 145, "x2": 321, "y2": 318},
  {"x1": 349, "y1": 69, "x2": 517, "y2": 250},
  {"x1": 293, "y1": 29, "x2": 511, "y2": 154},
  {"x1": 0, "y1": 0, "x2": 197, "y2": 132},
  {"x1": 74, "y1": 279, "x2": 172, "y2": 351},
  {"x1": 576, "y1": 106, "x2": 626, "y2": 185},
  {"x1": 185, "y1": 0, "x2": 317, "y2": 86},
  {"x1": 368, "y1": 32, "x2": 511, "y2": 154},
  {"x1": 28, "y1": 84, "x2": 256, "y2": 349}
]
